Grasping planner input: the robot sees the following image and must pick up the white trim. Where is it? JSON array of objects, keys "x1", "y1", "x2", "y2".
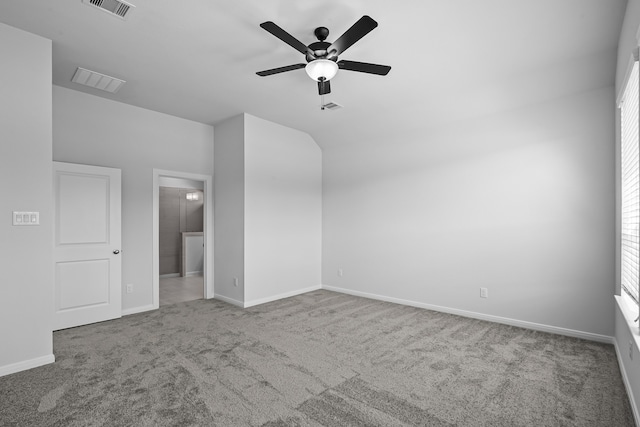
[
  {"x1": 214, "y1": 294, "x2": 244, "y2": 308},
  {"x1": 617, "y1": 52, "x2": 639, "y2": 107},
  {"x1": 153, "y1": 169, "x2": 214, "y2": 311},
  {"x1": 160, "y1": 273, "x2": 180, "y2": 279},
  {"x1": 121, "y1": 304, "x2": 156, "y2": 316},
  {"x1": 616, "y1": 295, "x2": 640, "y2": 425},
  {"x1": 0, "y1": 354, "x2": 55, "y2": 378},
  {"x1": 618, "y1": 293, "x2": 640, "y2": 326},
  {"x1": 322, "y1": 285, "x2": 614, "y2": 344},
  {"x1": 614, "y1": 336, "x2": 640, "y2": 426},
  {"x1": 243, "y1": 285, "x2": 322, "y2": 308},
  {"x1": 616, "y1": 295, "x2": 640, "y2": 351},
  {"x1": 185, "y1": 271, "x2": 203, "y2": 277}
]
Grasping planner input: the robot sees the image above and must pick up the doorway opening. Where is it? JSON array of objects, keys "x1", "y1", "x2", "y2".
[
  {"x1": 159, "y1": 184, "x2": 203, "y2": 305},
  {"x1": 152, "y1": 169, "x2": 213, "y2": 309}
]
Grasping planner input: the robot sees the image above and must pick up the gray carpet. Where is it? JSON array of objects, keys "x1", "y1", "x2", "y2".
[{"x1": 0, "y1": 290, "x2": 634, "y2": 426}]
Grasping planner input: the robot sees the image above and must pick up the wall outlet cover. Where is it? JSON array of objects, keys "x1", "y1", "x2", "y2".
[{"x1": 13, "y1": 211, "x2": 39, "y2": 226}]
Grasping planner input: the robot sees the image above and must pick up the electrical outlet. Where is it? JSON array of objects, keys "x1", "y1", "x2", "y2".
[
  {"x1": 126, "y1": 284, "x2": 133, "y2": 294},
  {"x1": 338, "y1": 268, "x2": 343, "y2": 277},
  {"x1": 630, "y1": 340, "x2": 634, "y2": 360},
  {"x1": 480, "y1": 287, "x2": 488, "y2": 298},
  {"x1": 233, "y1": 277, "x2": 239, "y2": 287}
]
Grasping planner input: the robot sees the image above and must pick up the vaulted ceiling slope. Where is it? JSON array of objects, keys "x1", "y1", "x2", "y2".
[{"x1": 0, "y1": 0, "x2": 627, "y2": 148}]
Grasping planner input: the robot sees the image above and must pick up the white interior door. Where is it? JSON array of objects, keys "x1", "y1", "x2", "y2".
[{"x1": 53, "y1": 162, "x2": 121, "y2": 330}]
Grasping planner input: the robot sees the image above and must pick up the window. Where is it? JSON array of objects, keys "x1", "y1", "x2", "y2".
[{"x1": 621, "y1": 59, "x2": 640, "y2": 313}]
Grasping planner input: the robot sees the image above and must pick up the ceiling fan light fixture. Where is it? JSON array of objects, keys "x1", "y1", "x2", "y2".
[{"x1": 305, "y1": 59, "x2": 338, "y2": 82}]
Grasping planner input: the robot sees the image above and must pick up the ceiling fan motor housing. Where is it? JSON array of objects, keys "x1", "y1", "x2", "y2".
[
  {"x1": 306, "y1": 41, "x2": 334, "y2": 62},
  {"x1": 306, "y1": 26, "x2": 338, "y2": 62}
]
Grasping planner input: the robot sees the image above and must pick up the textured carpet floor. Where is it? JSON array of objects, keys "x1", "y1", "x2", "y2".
[{"x1": 0, "y1": 290, "x2": 634, "y2": 426}]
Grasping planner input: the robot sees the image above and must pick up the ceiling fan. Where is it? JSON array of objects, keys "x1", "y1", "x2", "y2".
[{"x1": 256, "y1": 15, "x2": 391, "y2": 97}]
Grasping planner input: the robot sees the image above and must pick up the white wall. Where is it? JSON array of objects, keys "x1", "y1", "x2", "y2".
[
  {"x1": 614, "y1": 0, "x2": 640, "y2": 420},
  {"x1": 213, "y1": 114, "x2": 322, "y2": 306},
  {"x1": 323, "y1": 85, "x2": 615, "y2": 338},
  {"x1": 616, "y1": 0, "x2": 640, "y2": 90},
  {"x1": 244, "y1": 114, "x2": 322, "y2": 304},
  {"x1": 213, "y1": 114, "x2": 246, "y2": 305},
  {"x1": 53, "y1": 86, "x2": 214, "y2": 312},
  {"x1": 0, "y1": 24, "x2": 54, "y2": 375}
]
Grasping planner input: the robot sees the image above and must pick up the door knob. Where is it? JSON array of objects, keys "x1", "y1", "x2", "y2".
[{"x1": 113, "y1": 250, "x2": 120, "y2": 254}]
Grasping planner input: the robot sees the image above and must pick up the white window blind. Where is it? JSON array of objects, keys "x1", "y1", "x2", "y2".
[{"x1": 621, "y1": 60, "x2": 640, "y2": 305}]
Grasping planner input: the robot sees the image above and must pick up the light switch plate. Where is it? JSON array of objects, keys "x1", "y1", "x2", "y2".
[{"x1": 13, "y1": 211, "x2": 39, "y2": 226}]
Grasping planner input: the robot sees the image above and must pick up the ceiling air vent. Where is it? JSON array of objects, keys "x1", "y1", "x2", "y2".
[
  {"x1": 71, "y1": 67, "x2": 126, "y2": 93},
  {"x1": 322, "y1": 102, "x2": 343, "y2": 111},
  {"x1": 82, "y1": 0, "x2": 135, "y2": 20}
]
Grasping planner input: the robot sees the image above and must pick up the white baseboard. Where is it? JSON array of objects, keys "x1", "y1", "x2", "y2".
[
  {"x1": 243, "y1": 285, "x2": 322, "y2": 308},
  {"x1": 614, "y1": 338, "x2": 640, "y2": 426},
  {"x1": 214, "y1": 294, "x2": 244, "y2": 308},
  {"x1": 0, "y1": 354, "x2": 55, "y2": 378},
  {"x1": 122, "y1": 304, "x2": 156, "y2": 316},
  {"x1": 160, "y1": 273, "x2": 180, "y2": 279},
  {"x1": 185, "y1": 271, "x2": 203, "y2": 277},
  {"x1": 321, "y1": 285, "x2": 614, "y2": 344}
]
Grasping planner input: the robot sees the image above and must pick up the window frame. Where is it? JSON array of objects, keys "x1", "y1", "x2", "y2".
[{"x1": 619, "y1": 50, "x2": 640, "y2": 324}]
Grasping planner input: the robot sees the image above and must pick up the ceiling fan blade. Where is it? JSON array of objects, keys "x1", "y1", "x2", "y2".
[
  {"x1": 338, "y1": 60, "x2": 391, "y2": 76},
  {"x1": 260, "y1": 21, "x2": 315, "y2": 57},
  {"x1": 328, "y1": 16, "x2": 378, "y2": 56},
  {"x1": 256, "y1": 64, "x2": 306, "y2": 77},
  {"x1": 318, "y1": 80, "x2": 331, "y2": 95}
]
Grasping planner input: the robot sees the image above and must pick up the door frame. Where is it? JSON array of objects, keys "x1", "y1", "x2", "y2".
[{"x1": 152, "y1": 169, "x2": 214, "y2": 308}]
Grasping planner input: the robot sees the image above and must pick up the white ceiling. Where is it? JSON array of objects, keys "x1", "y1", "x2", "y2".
[{"x1": 0, "y1": 0, "x2": 628, "y2": 148}]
